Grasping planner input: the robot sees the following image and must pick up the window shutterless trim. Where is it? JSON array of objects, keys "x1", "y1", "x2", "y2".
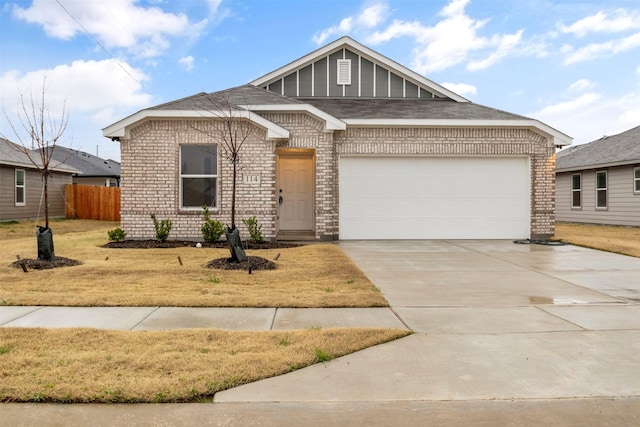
[
  {"x1": 634, "y1": 166, "x2": 640, "y2": 194},
  {"x1": 571, "y1": 173, "x2": 581, "y2": 209},
  {"x1": 15, "y1": 169, "x2": 26, "y2": 206},
  {"x1": 595, "y1": 170, "x2": 607, "y2": 209}
]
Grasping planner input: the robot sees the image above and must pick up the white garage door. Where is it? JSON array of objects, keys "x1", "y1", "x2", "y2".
[{"x1": 339, "y1": 156, "x2": 530, "y2": 239}]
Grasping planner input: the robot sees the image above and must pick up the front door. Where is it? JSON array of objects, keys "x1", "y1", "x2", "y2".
[{"x1": 277, "y1": 151, "x2": 314, "y2": 231}]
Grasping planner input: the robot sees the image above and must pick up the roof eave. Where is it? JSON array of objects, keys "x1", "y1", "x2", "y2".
[
  {"x1": 557, "y1": 159, "x2": 640, "y2": 173},
  {"x1": 240, "y1": 104, "x2": 346, "y2": 131},
  {"x1": 103, "y1": 109, "x2": 290, "y2": 140},
  {"x1": 342, "y1": 118, "x2": 573, "y2": 147}
]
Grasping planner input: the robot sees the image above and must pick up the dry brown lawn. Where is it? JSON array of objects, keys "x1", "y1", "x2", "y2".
[
  {"x1": 0, "y1": 327, "x2": 408, "y2": 403},
  {"x1": 0, "y1": 219, "x2": 387, "y2": 307},
  {"x1": 554, "y1": 222, "x2": 640, "y2": 258},
  {"x1": 0, "y1": 219, "x2": 406, "y2": 403}
]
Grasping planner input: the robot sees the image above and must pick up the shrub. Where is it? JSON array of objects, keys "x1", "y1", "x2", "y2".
[
  {"x1": 150, "y1": 213, "x2": 172, "y2": 242},
  {"x1": 107, "y1": 227, "x2": 127, "y2": 242},
  {"x1": 242, "y1": 215, "x2": 264, "y2": 243},
  {"x1": 201, "y1": 206, "x2": 225, "y2": 243}
]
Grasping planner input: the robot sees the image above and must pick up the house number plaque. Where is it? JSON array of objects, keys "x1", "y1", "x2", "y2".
[{"x1": 243, "y1": 175, "x2": 261, "y2": 184}]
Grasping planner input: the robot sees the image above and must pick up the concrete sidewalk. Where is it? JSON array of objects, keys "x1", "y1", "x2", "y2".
[
  {"x1": 0, "y1": 306, "x2": 406, "y2": 331},
  {"x1": 2, "y1": 240, "x2": 640, "y2": 426}
]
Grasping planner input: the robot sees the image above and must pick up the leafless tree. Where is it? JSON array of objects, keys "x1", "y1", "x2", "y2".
[
  {"x1": 191, "y1": 88, "x2": 254, "y2": 261},
  {"x1": 2, "y1": 77, "x2": 69, "y2": 260}
]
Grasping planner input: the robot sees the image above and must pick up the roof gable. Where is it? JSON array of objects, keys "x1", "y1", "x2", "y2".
[
  {"x1": 556, "y1": 125, "x2": 640, "y2": 171},
  {"x1": 249, "y1": 36, "x2": 468, "y2": 102}
]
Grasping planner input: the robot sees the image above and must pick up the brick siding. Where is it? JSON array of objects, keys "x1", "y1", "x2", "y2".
[{"x1": 120, "y1": 115, "x2": 555, "y2": 240}]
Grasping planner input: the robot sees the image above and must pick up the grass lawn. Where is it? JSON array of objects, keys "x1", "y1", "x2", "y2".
[
  {"x1": 554, "y1": 222, "x2": 640, "y2": 258},
  {"x1": 0, "y1": 219, "x2": 407, "y2": 403}
]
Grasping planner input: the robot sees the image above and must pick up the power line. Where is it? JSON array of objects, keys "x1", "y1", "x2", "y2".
[{"x1": 54, "y1": 0, "x2": 144, "y2": 88}]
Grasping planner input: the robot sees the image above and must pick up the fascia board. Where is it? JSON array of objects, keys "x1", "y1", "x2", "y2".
[
  {"x1": 343, "y1": 118, "x2": 573, "y2": 147},
  {"x1": 240, "y1": 104, "x2": 346, "y2": 131},
  {"x1": 249, "y1": 36, "x2": 469, "y2": 103},
  {"x1": 556, "y1": 160, "x2": 639, "y2": 173},
  {"x1": 103, "y1": 109, "x2": 290, "y2": 140}
]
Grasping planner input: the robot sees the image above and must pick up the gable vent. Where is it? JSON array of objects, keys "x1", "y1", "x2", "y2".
[{"x1": 337, "y1": 59, "x2": 351, "y2": 85}]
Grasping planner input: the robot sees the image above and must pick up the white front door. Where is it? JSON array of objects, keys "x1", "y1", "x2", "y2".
[{"x1": 278, "y1": 152, "x2": 314, "y2": 231}]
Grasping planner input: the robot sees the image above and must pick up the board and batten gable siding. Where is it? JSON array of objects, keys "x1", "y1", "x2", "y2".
[
  {"x1": 119, "y1": 119, "x2": 278, "y2": 240},
  {"x1": 556, "y1": 165, "x2": 640, "y2": 226},
  {"x1": 260, "y1": 48, "x2": 438, "y2": 99},
  {"x1": 0, "y1": 165, "x2": 71, "y2": 221}
]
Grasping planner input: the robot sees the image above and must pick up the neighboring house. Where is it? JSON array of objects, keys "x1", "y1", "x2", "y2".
[
  {"x1": 103, "y1": 37, "x2": 571, "y2": 241},
  {"x1": 556, "y1": 125, "x2": 640, "y2": 227},
  {"x1": 0, "y1": 138, "x2": 77, "y2": 222},
  {"x1": 49, "y1": 146, "x2": 120, "y2": 187}
]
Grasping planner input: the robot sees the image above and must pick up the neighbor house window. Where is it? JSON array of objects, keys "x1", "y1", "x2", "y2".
[
  {"x1": 571, "y1": 173, "x2": 581, "y2": 208},
  {"x1": 635, "y1": 167, "x2": 640, "y2": 193},
  {"x1": 15, "y1": 169, "x2": 25, "y2": 206},
  {"x1": 596, "y1": 170, "x2": 607, "y2": 209},
  {"x1": 180, "y1": 145, "x2": 217, "y2": 208}
]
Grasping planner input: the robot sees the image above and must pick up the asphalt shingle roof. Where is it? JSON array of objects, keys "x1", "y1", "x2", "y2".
[
  {"x1": 150, "y1": 85, "x2": 303, "y2": 111},
  {"x1": 49, "y1": 146, "x2": 120, "y2": 177},
  {"x1": 300, "y1": 98, "x2": 529, "y2": 121},
  {"x1": 556, "y1": 125, "x2": 640, "y2": 172},
  {"x1": 1, "y1": 138, "x2": 78, "y2": 174}
]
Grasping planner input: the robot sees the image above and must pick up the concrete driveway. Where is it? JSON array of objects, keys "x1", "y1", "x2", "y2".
[{"x1": 215, "y1": 240, "x2": 640, "y2": 422}]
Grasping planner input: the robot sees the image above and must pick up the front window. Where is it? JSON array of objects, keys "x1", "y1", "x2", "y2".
[
  {"x1": 180, "y1": 145, "x2": 217, "y2": 208},
  {"x1": 635, "y1": 167, "x2": 640, "y2": 193},
  {"x1": 596, "y1": 170, "x2": 607, "y2": 209},
  {"x1": 571, "y1": 173, "x2": 581, "y2": 208},
  {"x1": 15, "y1": 169, "x2": 25, "y2": 206}
]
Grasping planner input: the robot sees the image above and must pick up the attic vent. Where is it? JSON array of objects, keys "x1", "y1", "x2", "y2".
[{"x1": 337, "y1": 59, "x2": 351, "y2": 85}]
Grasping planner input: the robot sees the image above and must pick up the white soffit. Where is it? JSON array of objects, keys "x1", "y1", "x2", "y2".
[{"x1": 103, "y1": 109, "x2": 290, "y2": 140}]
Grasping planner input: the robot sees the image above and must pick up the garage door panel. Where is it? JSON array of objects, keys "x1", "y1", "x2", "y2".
[{"x1": 339, "y1": 157, "x2": 530, "y2": 239}]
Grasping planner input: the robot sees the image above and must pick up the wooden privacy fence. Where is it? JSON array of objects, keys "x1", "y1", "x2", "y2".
[{"x1": 65, "y1": 184, "x2": 121, "y2": 221}]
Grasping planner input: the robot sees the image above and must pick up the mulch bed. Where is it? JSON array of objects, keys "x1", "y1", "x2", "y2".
[
  {"x1": 103, "y1": 240, "x2": 301, "y2": 250},
  {"x1": 205, "y1": 256, "x2": 277, "y2": 271},
  {"x1": 10, "y1": 257, "x2": 83, "y2": 270}
]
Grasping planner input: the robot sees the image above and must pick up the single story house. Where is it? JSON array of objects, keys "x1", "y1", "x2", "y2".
[
  {"x1": 49, "y1": 146, "x2": 121, "y2": 187},
  {"x1": 556, "y1": 125, "x2": 640, "y2": 227},
  {"x1": 103, "y1": 37, "x2": 571, "y2": 241},
  {"x1": 0, "y1": 138, "x2": 77, "y2": 222}
]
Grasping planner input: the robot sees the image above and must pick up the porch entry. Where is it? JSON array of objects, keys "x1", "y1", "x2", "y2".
[{"x1": 277, "y1": 150, "x2": 315, "y2": 233}]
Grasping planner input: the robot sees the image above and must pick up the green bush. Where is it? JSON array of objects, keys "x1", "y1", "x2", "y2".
[
  {"x1": 201, "y1": 206, "x2": 225, "y2": 243},
  {"x1": 242, "y1": 215, "x2": 264, "y2": 243},
  {"x1": 150, "y1": 213, "x2": 172, "y2": 242},
  {"x1": 107, "y1": 227, "x2": 127, "y2": 242}
]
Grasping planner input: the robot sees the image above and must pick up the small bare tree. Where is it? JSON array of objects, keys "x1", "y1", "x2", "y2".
[
  {"x1": 192, "y1": 89, "x2": 254, "y2": 262},
  {"x1": 2, "y1": 77, "x2": 69, "y2": 261}
]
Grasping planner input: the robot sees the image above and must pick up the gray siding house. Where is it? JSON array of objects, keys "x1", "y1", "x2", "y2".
[
  {"x1": 104, "y1": 37, "x2": 571, "y2": 241},
  {"x1": 556, "y1": 125, "x2": 640, "y2": 227},
  {"x1": 0, "y1": 138, "x2": 76, "y2": 222}
]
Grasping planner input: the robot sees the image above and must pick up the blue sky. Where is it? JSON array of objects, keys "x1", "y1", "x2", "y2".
[{"x1": 1, "y1": 0, "x2": 639, "y2": 162}]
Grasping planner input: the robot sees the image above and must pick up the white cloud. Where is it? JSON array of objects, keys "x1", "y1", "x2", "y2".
[
  {"x1": 441, "y1": 82, "x2": 477, "y2": 97},
  {"x1": 569, "y1": 79, "x2": 595, "y2": 92},
  {"x1": 531, "y1": 91, "x2": 640, "y2": 145},
  {"x1": 367, "y1": 0, "x2": 524, "y2": 74},
  {"x1": 12, "y1": 0, "x2": 208, "y2": 58},
  {"x1": 564, "y1": 32, "x2": 640, "y2": 64},
  {"x1": 179, "y1": 56, "x2": 195, "y2": 71},
  {"x1": 1, "y1": 59, "x2": 154, "y2": 159},
  {"x1": 312, "y1": 2, "x2": 389, "y2": 45},
  {"x1": 558, "y1": 9, "x2": 640, "y2": 37}
]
